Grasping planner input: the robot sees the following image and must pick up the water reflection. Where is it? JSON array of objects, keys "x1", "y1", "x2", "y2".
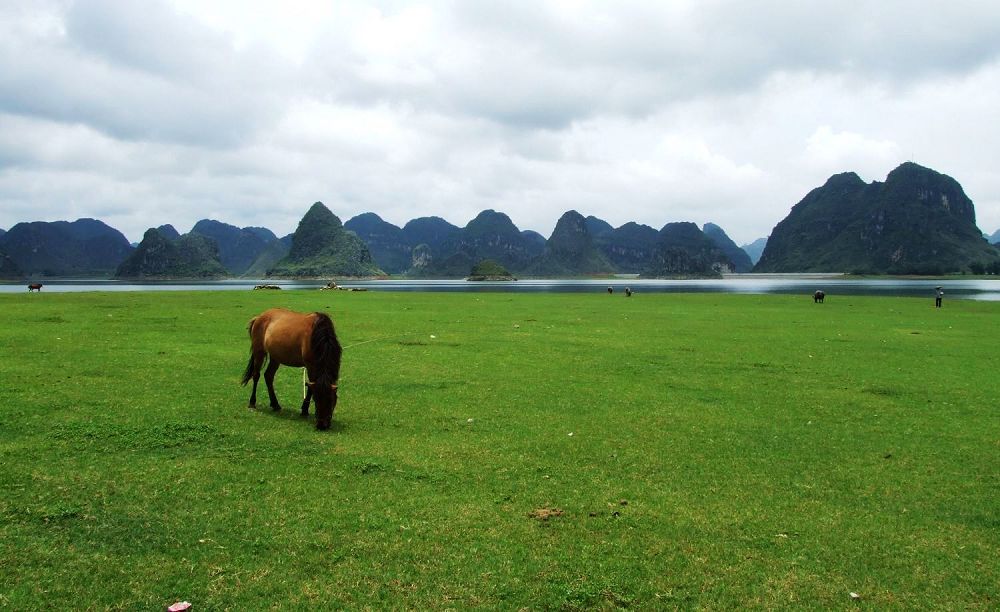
[{"x1": 2, "y1": 275, "x2": 999, "y2": 300}]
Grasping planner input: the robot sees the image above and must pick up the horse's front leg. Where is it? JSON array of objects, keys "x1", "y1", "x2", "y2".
[
  {"x1": 264, "y1": 361, "x2": 282, "y2": 411},
  {"x1": 300, "y1": 385, "x2": 313, "y2": 417}
]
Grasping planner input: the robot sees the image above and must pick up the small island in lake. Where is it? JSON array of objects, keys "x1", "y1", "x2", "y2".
[{"x1": 467, "y1": 259, "x2": 516, "y2": 281}]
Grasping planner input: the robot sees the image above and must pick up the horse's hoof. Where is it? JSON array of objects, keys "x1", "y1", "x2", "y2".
[
  {"x1": 248, "y1": 403, "x2": 256, "y2": 410},
  {"x1": 271, "y1": 404, "x2": 282, "y2": 412},
  {"x1": 316, "y1": 421, "x2": 331, "y2": 431}
]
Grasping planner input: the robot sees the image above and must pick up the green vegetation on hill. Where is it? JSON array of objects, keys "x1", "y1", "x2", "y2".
[
  {"x1": 267, "y1": 202, "x2": 383, "y2": 278},
  {"x1": 0, "y1": 248, "x2": 23, "y2": 280},
  {"x1": 241, "y1": 235, "x2": 290, "y2": 278},
  {"x1": 756, "y1": 162, "x2": 1000, "y2": 274},
  {"x1": 645, "y1": 222, "x2": 731, "y2": 277},
  {"x1": 467, "y1": 258, "x2": 516, "y2": 280},
  {"x1": 410, "y1": 213, "x2": 732, "y2": 278},
  {"x1": 0, "y1": 218, "x2": 132, "y2": 277},
  {"x1": 114, "y1": 229, "x2": 227, "y2": 279},
  {"x1": 407, "y1": 243, "x2": 433, "y2": 273},
  {"x1": 417, "y1": 251, "x2": 475, "y2": 278},
  {"x1": 344, "y1": 213, "x2": 412, "y2": 274},
  {"x1": 189, "y1": 219, "x2": 276, "y2": 276},
  {"x1": 401, "y1": 216, "x2": 460, "y2": 257},
  {"x1": 594, "y1": 221, "x2": 660, "y2": 272},
  {"x1": 155, "y1": 224, "x2": 180, "y2": 241},
  {"x1": 525, "y1": 210, "x2": 614, "y2": 276},
  {"x1": 703, "y1": 222, "x2": 753, "y2": 272},
  {"x1": 521, "y1": 230, "x2": 547, "y2": 255},
  {"x1": 584, "y1": 215, "x2": 614, "y2": 236},
  {"x1": 442, "y1": 209, "x2": 544, "y2": 274}
]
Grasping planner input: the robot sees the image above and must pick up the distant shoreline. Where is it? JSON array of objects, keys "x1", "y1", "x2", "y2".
[
  {"x1": 3, "y1": 276, "x2": 999, "y2": 301},
  {"x1": 8, "y1": 272, "x2": 1000, "y2": 283}
]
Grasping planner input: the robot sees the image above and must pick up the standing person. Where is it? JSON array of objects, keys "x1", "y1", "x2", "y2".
[{"x1": 935, "y1": 286, "x2": 943, "y2": 308}]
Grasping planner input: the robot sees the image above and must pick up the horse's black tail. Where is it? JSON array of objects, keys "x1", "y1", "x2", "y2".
[
  {"x1": 240, "y1": 354, "x2": 256, "y2": 387},
  {"x1": 311, "y1": 312, "x2": 343, "y2": 390},
  {"x1": 240, "y1": 317, "x2": 259, "y2": 386}
]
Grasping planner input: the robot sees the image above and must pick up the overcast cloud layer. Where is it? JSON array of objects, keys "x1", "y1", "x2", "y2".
[{"x1": 2, "y1": 0, "x2": 1000, "y2": 244}]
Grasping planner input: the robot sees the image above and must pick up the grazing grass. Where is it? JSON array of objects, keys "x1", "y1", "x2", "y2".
[{"x1": 0, "y1": 290, "x2": 997, "y2": 609}]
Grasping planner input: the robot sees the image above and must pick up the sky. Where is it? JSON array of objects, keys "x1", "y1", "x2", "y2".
[{"x1": 2, "y1": 0, "x2": 1000, "y2": 245}]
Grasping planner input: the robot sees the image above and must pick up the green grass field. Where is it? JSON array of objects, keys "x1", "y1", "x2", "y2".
[{"x1": 0, "y1": 290, "x2": 996, "y2": 609}]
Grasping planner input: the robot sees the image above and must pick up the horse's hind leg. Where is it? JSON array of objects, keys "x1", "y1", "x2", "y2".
[
  {"x1": 264, "y1": 360, "x2": 282, "y2": 411},
  {"x1": 248, "y1": 352, "x2": 265, "y2": 409},
  {"x1": 249, "y1": 376, "x2": 258, "y2": 408}
]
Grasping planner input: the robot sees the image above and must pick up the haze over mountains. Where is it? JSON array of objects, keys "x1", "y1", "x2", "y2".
[
  {"x1": 740, "y1": 238, "x2": 769, "y2": 265},
  {"x1": 2, "y1": 163, "x2": 998, "y2": 280}
]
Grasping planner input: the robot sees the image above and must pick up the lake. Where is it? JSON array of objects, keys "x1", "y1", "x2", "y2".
[{"x1": 3, "y1": 275, "x2": 1000, "y2": 300}]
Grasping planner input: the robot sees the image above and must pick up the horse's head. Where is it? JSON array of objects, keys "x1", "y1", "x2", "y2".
[
  {"x1": 312, "y1": 383, "x2": 338, "y2": 430},
  {"x1": 309, "y1": 311, "x2": 342, "y2": 431}
]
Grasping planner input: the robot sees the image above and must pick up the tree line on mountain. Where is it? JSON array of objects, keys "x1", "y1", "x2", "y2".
[
  {"x1": 2, "y1": 162, "x2": 998, "y2": 280},
  {"x1": 0, "y1": 203, "x2": 755, "y2": 280}
]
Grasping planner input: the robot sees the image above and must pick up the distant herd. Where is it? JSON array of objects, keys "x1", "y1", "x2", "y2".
[{"x1": 26, "y1": 281, "x2": 831, "y2": 302}]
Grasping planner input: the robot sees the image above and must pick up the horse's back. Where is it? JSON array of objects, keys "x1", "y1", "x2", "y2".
[
  {"x1": 253, "y1": 308, "x2": 315, "y2": 366},
  {"x1": 252, "y1": 307, "x2": 308, "y2": 328}
]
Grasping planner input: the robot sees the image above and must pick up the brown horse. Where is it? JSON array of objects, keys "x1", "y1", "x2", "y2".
[
  {"x1": 27, "y1": 283, "x2": 42, "y2": 292},
  {"x1": 241, "y1": 308, "x2": 343, "y2": 430}
]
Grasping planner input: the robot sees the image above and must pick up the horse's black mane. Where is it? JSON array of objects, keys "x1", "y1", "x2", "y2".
[{"x1": 311, "y1": 312, "x2": 342, "y2": 396}]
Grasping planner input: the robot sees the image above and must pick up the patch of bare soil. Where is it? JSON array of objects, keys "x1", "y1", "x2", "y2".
[{"x1": 528, "y1": 507, "x2": 564, "y2": 521}]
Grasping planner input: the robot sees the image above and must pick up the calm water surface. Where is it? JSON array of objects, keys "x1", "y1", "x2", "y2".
[{"x1": 3, "y1": 275, "x2": 999, "y2": 300}]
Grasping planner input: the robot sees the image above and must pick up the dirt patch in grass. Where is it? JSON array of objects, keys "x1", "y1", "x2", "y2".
[{"x1": 528, "y1": 507, "x2": 564, "y2": 521}]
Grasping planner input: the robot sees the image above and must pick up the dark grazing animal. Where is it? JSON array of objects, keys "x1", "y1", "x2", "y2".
[
  {"x1": 813, "y1": 290, "x2": 825, "y2": 303},
  {"x1": 241, "y1": 308, "x2": 343, "y2": 430},
  {"x1": 607, "y1": 286, "x2": 614, "y2": 294},
  {"x1": 27, "y1": 283, "x2": 43, "y2": 292},
  {"x1": 625, "y1": 287, "x2": 633, "y2": 297}
]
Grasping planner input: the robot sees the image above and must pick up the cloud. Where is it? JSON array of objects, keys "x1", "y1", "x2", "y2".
[
  {"x1": 0, "y1": 0, "x2": 288, "y2": 147},
  {"x1": 333, "y1": 0, "x2": 1000, "y2": 127},
  {"x1": 804, "y1": 127, "x2": 902, "y2": 176},
  {"x1": 2, "y1": 0, "x2": 1000, "y2": 243}
]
